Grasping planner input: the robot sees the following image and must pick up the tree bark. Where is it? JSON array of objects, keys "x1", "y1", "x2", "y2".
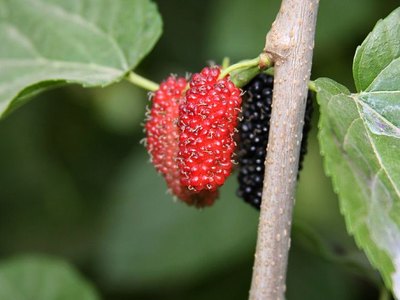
[{"x1": 249, "y1": 1, "x2": 319, "y2": 299}]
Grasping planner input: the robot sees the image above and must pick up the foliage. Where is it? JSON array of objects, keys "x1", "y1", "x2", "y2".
[
  {"x1": 0, "y1": 0, "x2": 399, "y2": 299},
  {"x1": 0, "y1": 256, "x2": 99, "y2": 300},
  {"x1": 0, "y1": 0, "x2": 161, "y2": 117},
  {"x1": 316, "y1": 8, "x2": 400, "y2": 296}
]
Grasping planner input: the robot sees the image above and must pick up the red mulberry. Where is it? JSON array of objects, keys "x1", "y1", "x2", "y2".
[
  {"x1": 178, "y1": 66, "x2": 242, "y2": 192},
  {"x1": 145, "y1": 76, "x2": 218, "y2": 207}
]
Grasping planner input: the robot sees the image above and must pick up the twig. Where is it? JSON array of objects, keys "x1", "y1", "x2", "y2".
[{"x1": 249, "y1": 0, "x2": 319, "y2": 299}]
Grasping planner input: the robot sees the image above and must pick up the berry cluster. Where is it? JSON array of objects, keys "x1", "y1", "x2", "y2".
[
  {"x1": 178, "y1": 67, "x2": 242, "y2": 192},
  {"x1": 236, "y1": 73, "x2": 313, "y2": 209},
  {"x1": 145, "y1": 67, "x2": 241, "y2": 207}
]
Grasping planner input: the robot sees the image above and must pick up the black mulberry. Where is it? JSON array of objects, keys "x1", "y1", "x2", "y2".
[{"x1": 236, "y1": 73, "x2": 313, "y2": 209}]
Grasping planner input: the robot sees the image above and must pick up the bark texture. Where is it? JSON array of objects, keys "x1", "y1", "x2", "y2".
[{"x1": 249, "y1": 1, "x2": 319, "y2": 299}]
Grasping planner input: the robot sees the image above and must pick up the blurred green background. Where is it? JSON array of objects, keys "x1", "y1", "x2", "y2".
[{"x1": 0, "y1": 0, "x2": 398, "y2": 299}]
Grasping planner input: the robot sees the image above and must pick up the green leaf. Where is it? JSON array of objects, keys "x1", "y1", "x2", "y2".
[
  {"x1": 353, "y1": 8, "x2": 400, "y2": 92},
  {"x1": 0, "y1": 0, "x2": 162, "y2": 118},
  {"x1": 0, "y1": 255, "x2": 99, "y2": 300},
  {"x1": 317, "y1": 9, "x2": 400, "y2": 296},
  {"x1": 316, "y1": 76, "x2": 400, "y2": 295}
]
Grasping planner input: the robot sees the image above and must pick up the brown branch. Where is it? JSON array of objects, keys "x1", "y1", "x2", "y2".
[{"x1": 249, "y1": 0, "x2": 319, "y2": 299}]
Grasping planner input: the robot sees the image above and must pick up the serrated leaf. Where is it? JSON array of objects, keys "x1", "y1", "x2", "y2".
[
  {"x1": 316, "y1": 76, "x2": 400, "y2": 296},
  {"x1": 0, "y1": 0, "x2": 162, "y2": 118},
  {"x1": 353, "y1": 7, "x2": 400, "y2": 92},
  {"x1": 0, "y1": 255, "x2": 99, "y2": 300}
]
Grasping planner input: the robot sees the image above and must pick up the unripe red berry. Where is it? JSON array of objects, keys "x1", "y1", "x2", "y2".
[
  {"x1": 178, "y1": 66, "x2": 242, "y2": 192},
  {"x1": 145, "y1": 76, "x2": 218, "y2": 207}
]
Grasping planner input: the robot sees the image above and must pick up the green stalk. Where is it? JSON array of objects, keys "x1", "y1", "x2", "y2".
[
  {"x1": 220, "y1": 57, "x2": 257, "y2": 79},
  {"x1": 308, "y1": 80, "x2": 317, "y2": 93},
  {"x1": 126, "y1": 72, "x2": 159, "y2": 91},
  {"x1": 219, "y1": 54, "x2": 272, "y2": 80},
  {"x1": 222, "y1": 57, "x2": 230, "y2": 69}
]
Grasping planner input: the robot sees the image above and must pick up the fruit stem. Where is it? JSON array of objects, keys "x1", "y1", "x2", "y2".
[
  {"x1": 264, "y1": 67, "x2": 274, "y2": 76},
  {"x1": 219, "y1": 54, "x2": 272, "y2": 79},
  {"x1": 222, "y1": 57, "x2": 230, "y2": 69},
  {"x1": 126, "y1": 72, "x2": 159, "y2": 91},
  {"x1": 308, "y1": 80, "x2": 317, "y2": 93}
]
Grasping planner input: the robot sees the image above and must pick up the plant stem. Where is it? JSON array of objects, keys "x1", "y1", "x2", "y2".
[
  {"x1": 219, "y1": 55, "x2": 272, "y2": 79},
  {"x1": 222, "y1": 57, "x2": 230, "y2": 69},
  {"x1": 126, "y1": 71, "x2": 159, "y2": 91},
  {"x1": 219, "y1": 57, "x2": 258, "y2": 79},
  {"x1": 249, "y1": 1, "x2": 319, "y2": 299},
  {"x1": 308, "y1": 80, "x2": 317, "y2": 93}
]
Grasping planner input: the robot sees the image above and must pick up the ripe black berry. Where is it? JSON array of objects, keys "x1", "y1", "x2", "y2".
[{"x1": 236, "y1": 73, "x2": 313, "y2": 209}]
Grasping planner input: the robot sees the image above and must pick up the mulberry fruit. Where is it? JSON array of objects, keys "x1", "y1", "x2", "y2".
[
  {"x1": 145, "y1": 76, "x2": 218, "y2": 207},
  {"x1": 236, "y1": 73, "x2": 313, "y2": 209},
  {"x1": 178, "y1": 66, "x2": 242, "y2": 192}
]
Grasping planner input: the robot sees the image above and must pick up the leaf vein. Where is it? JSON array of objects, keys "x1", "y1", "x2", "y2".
[
  {"x1": 2, "y1": 23, "x2": 44, "y2": 59},
  {"x1": 29, "y1": 0, "x2": 129, "y2": 70},
  {"x1": 354, "y1": 100, "x2": 400, "y2": 198}
]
